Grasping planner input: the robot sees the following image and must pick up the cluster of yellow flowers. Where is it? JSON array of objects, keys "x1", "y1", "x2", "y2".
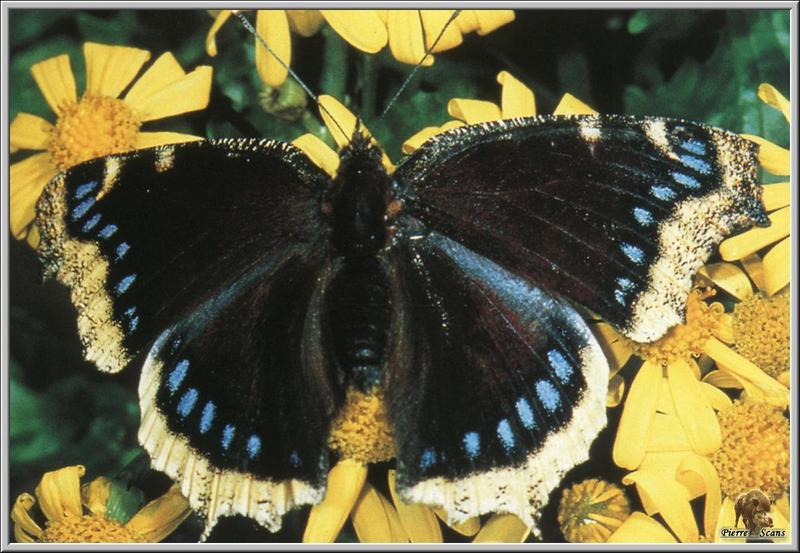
[{"x1": 9, "y1": 9, "x2": 790, "y2": 545}]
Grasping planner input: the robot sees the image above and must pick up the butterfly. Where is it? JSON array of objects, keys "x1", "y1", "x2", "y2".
[{"x1": 34, "y1": 113, "x2": 766, "y2": 538}]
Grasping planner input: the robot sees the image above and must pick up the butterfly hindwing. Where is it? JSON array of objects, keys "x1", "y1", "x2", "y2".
[
  {"x1": 394, "y1": 115, "x2": 766, "y2": 343},
  {"x1": 385, "y1": 232, "x2": 608, "y2": 535}
]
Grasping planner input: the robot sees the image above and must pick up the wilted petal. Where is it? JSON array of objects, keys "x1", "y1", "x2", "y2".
[
  {"x1": 81, "y1": 477, "x2": 110, "y2": 517},
  {"x1": 11, "y1": 493, "x2": 43, "y2": 540},
  {"x1": 472, "y1": 513, "x2": 530, "y2": 543},
  {"x1": 762, "y1": 237, "x2": 789, "y2": 296},
  {"x1": 719, "y1": 206, "x2": 789, "y2": 261},
  {"x1": 35, "y1": 465, "x2": 85, "y2": 522},
  {"x1": 125, "y1": 485, "x2": 191, "y2": 542},
  {"x1": 303, "y1": 459, "x2": 367, "y2": 542},
  {"x1": 607, "y1": 512, "x2": 677, "y2": 543},
  {"x1": 622, "y1": 469, "x2": 699, "y2": 542},
  {"x1": 351, "y1": 482, "x2": 408, "y2": 542},
  {"x1": 613, "y1": 361, "x2": 661, "y2": 470},
  {"x1": 498, "y1": 71, "x2": 535, "y2": 118}
]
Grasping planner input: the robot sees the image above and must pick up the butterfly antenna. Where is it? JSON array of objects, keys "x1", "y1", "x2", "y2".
[
  {"x1": 379, "y1": 9, "x2": 462, "y2": 119},
  {"x1": 233, "y1": 11, "x2": 351, "y2": 145}
]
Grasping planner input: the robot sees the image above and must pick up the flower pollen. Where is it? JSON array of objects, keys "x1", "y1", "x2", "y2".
[
  {"x1": 327, "y1": 387, "x2": 395, "y2": 464},
  {"x1": 711, "y1": 398, "x2": 790, "y2": 500},
  {"x1": 627, "y1": 288, "x2": 722, "y2": 367},
  {"x1": 557, "y1": 478, "x2": 630, "y2": 542},
  {"x1": 733, "y1": 293, "x2": 789, "y2": 378},
  {"x1": 40, "y1": 514, "x2": 144, "y2": 543},
  {"x1": 49, "y1": 94, "x2": 141, "y2": 171}
]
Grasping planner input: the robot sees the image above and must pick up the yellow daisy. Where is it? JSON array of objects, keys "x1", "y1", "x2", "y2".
[
  {"x1": 11, "y1": 465, "x2": 191, "y2": 543},
  {"x1": 207, "y1": 10, "x2": 514, "y2": 87},
  {"x1": 10, "y1": 42, "x2": 212, "y2": 248},
  {"x1": 558, "y1": 479, "x2": 630, "y2": 542}
]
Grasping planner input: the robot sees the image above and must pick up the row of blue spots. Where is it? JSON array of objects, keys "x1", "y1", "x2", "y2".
[
  {"x1": 463, "y1": 432, "x2": 480, "y2": 460},
  {"x1": 671, "y1": 171, "x2": 702, "y2": 190},
  {"x1": 419, "y1": 447, "x2": 437, "y2": 470},
  {"x1": 680, "y1": 139, "x2": 707, "y2": 156},
  {"x1": 497, "y1": 419, "x2": 515, "y2": 451},
  {"x1": 167, "y1": 359, "x2": 189, "y2": 394},
  {"x1": 535, "y1": 380, "x2": 561, "y2": 413},
  {"x1": 678, "y1": 155, "x2": 712, "y2": 175},
  {"x1": 74, "y1": 180, "x2": 99, "y2": 201},
  {"x1": 114, "y1": 273, "x2": 137, "y2": 296},
  {"x1": 633, "y1": 207, "x2": 654, "y2": 227},
  {"x1": 199, "y1": 401, "x2": 216, "y2": 434},
  {"x1": 70, "y1": 197, "x2": 95, "y2": 222},
  {"x1": 515, "y1": 397, "x2": 536, "y2": 430},
  {"x1": 123, "y1": 306, "x2": 139, "y2": 332},
  {"x1": 547, "y1": 349, "x2": 573, "y2": 384},
  {"x1": 620, "y1": 242, "x2": 645, "y2": 265},
  {"x1": 650, "y1": 184, "x2": 677, "y2": 202},
  {"x1": 177, "y1": 388, "x2": 199, "y2": 418},
  {"x1": 82, "y1": 213, "x2": 102, "y2": 233}
]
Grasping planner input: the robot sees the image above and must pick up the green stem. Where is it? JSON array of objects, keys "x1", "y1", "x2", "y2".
[
  {"x1": 321, "y1": 25, "x2": 347, "y2": 101},
  {"x1": 360, "y1": 54, "x2": 376, "y2": 122}
]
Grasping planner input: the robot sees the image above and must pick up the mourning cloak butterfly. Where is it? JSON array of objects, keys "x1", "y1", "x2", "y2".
[{"x1": 35, "y1": 113, "x2": 766, "y2": 537}]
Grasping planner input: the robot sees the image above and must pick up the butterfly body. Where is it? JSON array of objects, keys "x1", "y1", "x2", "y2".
[{"x1": 35, "y1": 114, "x2": 765, "y2": 537}]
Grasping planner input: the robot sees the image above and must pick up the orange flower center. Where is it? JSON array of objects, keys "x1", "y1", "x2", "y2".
[
  {"x1": 48, "y1": 94, "x2": 141, "y2": 172},
  {"x1": 327, "y1": 387, "x2": 395, "y2": 464},
  {"x1": 626, "y1": 288, "x2": 723, "y2": 367},
  {"x1": 40, "y1": 514, "x2": 145, "y2": 543}
]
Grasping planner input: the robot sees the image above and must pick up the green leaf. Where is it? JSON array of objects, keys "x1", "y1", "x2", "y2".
[{"x1": 105, "y1": 478, "x2": 145, "y2": 525}]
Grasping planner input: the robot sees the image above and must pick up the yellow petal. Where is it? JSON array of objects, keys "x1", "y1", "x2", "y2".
[
  {"x1": 622, "y1": 469, "x2": 698, "y2": 542},
  {"x1": 11, "y1": 493, "x2": 43, "y2": 540},
  {"x1": 697, "y1": 262, "x2": 752, "y2": 300},
  {"x1": 719, "y1": 206, "x2": 789, "y2": 261},
  {"x1": 712, "y1": 312, "x2": 734, "y2": 344},
  {"x1": 387, "y1": 470, "x2": 442, "y2": 543},
  {"x1": 613, "y1": 361, "x2": 661, "y2": 470},
  {"x1": 472, "y1": 513, "x2": 530, "y2": 543},
  {"x1": 656, "y1": 377, "x2": 675, "y2": 414},
  {"x1": 645, "y1": 413, "x2": 692, "y2": 452},
  {"x1": 35, "y1": 465, "x2": 85, "y2": 522},
  {"x1": 124, "y1": 484, "x2": 191, "y2": 542},
  {"x1": 351, "y1": 482, "x2": 409, "y2": 543},
  {"x1": 553, "y1": 93, "x2": 597, "y2": 115},
  {"x1": 31, "y1": 53, "x2": 77, "y2": 115},
  {"x1": 387, "y1": 11, "x2": 434, "y2": 66},
  {"x1": 770, "y1": 504, "x2": 791, "y2": 542},
  {"x1": 402, "y1": 121, "x2": 464, "y2": 153},
  {"x1": 699, "y1": 381, "x2": 732, "y2": 411},
  {"x1": 676, "y1": 454, "x2": 720, "y2": 539},
  {"x1": 774, "y1": 495, "x2": 789, "y2": 519},
  {"x1": 498, "y1": 71, "x2": 535, "y2": 118},
  {"x1": 667, "y1": 359, "x2": 721, "y2": 455},
  {"x1": 81, "y1": 477, "x2": 110, "y2": 517},
  {"x1": 433, "y1": 508, "x2": 480, "y2": 536},
  {"x1": 126, "y1": 65, "x2": 212, "y2": 122},
  {"x1": 27, "y1": 225, "x2": 41, "y2": 249},
  {"x1": 739, "y1": 254, "x2": 768, "y2": 293},
  {"x1": 83, "y1": 42, "x2": 151, "y2": 99},
  {"x1": 321, "y1": 10, "x2": 388, "y2": 54},
  {"x1": 454, "y1": 10, "x2": 480, "y2": 33},
  {"x1": 10, "y1": 153, "x2": 57, "y2": 239},
  {"x1": 714, "y1": 497, "x2": 745, "y2": 543},
  {"x1": 607, "y1": 512, "x2": 677, "y2": 543},
  {"x1": 473, "y1": 10, "x2": 516, "y2": 35},
  {"x1": 703, "y1": 337, "x2": 788, "y2": 406},
  {"x1": 762, "y1": 237, "x2": 789, "y2": 296},
  {"x1": 638, "y1": 452, "x2": 704, "y2": 497},
  {"x1": 590, "y1": 322, "x2": 633, "y2": 377},
  {"x1": 292, "y1": 133, "x2": 340, "y2": 177},
  {"x1": 205, "y1": 9, "x2": 233, "y2": 56},
  {"x1": 303, "y1": 459, "x2": 367, "y2": 543},
  {"x1": 740, "y1": 134, "x2": 790, "y2": 175},
  {"x1": 255, "y1": 10, "x2": 291, "y2": 88},
  {"x1": 777, "y1": 370, "x2": 790, "y2": 387},
  {"x1": 761, "y1": 181, "x2": 790, "y2": 211},
  {"x1": 758, "y1": 83, "x2": 790, "y2": 122},
  {"x1": 607, "y1": 374, "x2": 626, "y2": 408},
  {"x1": 287, "y1": 10, "x2": 324, "y2": 37},
  {"x1": 10, "y1": 112, "x2": 53, "y2": 151},
  {"x1": 420, "y1": 10, "x2": 463, "y2": 52},
  {"x1": 124, "y1": 52, "x2": 187, "y2": 107},
  {"x1": 134, "y1": 132, "x2": 203, "y2": 149},
  {"x1": 448, "y1": 98, "x2": 501, "y2": 124}
]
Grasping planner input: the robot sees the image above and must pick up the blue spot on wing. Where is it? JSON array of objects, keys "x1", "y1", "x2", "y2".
[
  {"x1": 289, "y1": 450, "x2": 302, "y2": 468},
  {"x1": 680, "y1": 139, "x2": 707, "y2": 155},
  {"x1": 420, "y1": 448, "x2": 437, "y2": 470},
  {"x1": 679, "y1": 155, "x2": 712, "y2": 175},
  {"x1": 536, "y1": 380, "x2": 561, "y2": 413},
  {"x1": 620, "y1": 243, "x2": 645, "y2": 264},
  {"x1": 671, "y1": 171, "x2": 702, "y2": 189},
  {"x1": 247, "y1": 435, "x2": 262, "y2": 459},
  {"x1": 70, "y1": 197, "x2": 95, "y2": 222},
  {"x1": 497, "y1": 419, "x2": 515, "y2": 450},
  {"x1": 515, "y1": 397, "x2": 536, "y2": 429},
  {"x1": 98, "y1": 224, "x2": 118, "y2": 239},
  {"x1": 547, "y1": 349, "x2": 572, "y2": 383},
  {"x1": 199, "y1": 401, "x2": 215, "y2": 434},
  {"x1": 633, "y1": 207, "x2": 654, "y2": 226},
  {"x1": 114, "y1": 274, "x2": 137, "y2": 295},
  {"x1": 82, "y1": 213, "x2": 101, "y2": 233},
  {"x1": 115, "y1": 242, "x2": 130, "y2": 261},
  {"x1": 221, "y1": 424, "x2": 235, "y2": 451},
  {"x1": 74, "y1": 181, "x2": 99, "y2": 201},
  {"x1": 177, "y1": 388, "x2": 198, "y2": 418},
  {"x1": 650, "y1": 184, "x2": 676, "y2": 201},
  {"x1": 167, "y1": 360, "x2": 189, "y2": 394},
  {"x1": 463, "y1": 432, "x2": 480, "y2": 459}
]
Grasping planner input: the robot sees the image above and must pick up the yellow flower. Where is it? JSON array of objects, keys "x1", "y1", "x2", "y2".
[
  {"x1": 558, "y1": 479, "x2": 630, "y2": 542},
  {"x1": 10, "y1": 43, "x2": 212, "y2": 247},
  {"x1": 207, "y1": 10, "x2": 514, "y2": 87},
  {"x1": 717, "y1": 84, "x2": 790, "y2": 296},
  {"x1": 11, "y1": 465, "x2": 191, "y2": 543}
]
